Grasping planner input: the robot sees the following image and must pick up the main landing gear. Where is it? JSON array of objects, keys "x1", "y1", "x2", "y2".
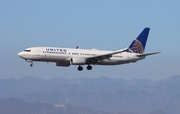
[
  {"x1": 87, "y1": 65, "x2": 92, "y2": 70},
  {"x1": 78, "y1": 65, "x2": 83, "y2": 71},
  {"x1": 77, "y1": 65, "x2": 92, "y2": 71}
]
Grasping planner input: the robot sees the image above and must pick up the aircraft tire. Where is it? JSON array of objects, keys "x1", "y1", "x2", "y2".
[
  {"x1": 78, "y1": 66, "x2": 83, "y2": 71},
  {"x1": 30, "y1": 63, "x2": 34, "y2": 67},
  {"x1": 87, "y1": 65, "x2": 92, "y2": 70}
]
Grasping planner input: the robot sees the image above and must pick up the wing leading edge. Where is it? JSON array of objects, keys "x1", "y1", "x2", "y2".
[{"x1": 85, "y1": 48, "x2": 128, "y2": 61}]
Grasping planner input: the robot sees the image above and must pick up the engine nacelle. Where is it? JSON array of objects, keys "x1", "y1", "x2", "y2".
[{"x1": 71, "y1": 58, "x2": 86, "y2": 65}]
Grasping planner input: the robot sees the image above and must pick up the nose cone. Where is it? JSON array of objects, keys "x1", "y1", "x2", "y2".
[{"x1": 18, "y1": 52, "x2": 23, "y2": 58}]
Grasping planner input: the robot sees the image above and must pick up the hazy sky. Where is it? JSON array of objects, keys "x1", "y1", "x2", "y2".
[{"x1": 1, "y1": 0, "x2": 180, "y2": 80}]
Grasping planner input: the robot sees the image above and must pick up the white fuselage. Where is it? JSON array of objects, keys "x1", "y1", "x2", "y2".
[
  {"x1": 18, "y1": 47, "x2": 144, "y2": 66},
  {"x1": 18, "y1": 28, "x2": 160, "y2": 71}
]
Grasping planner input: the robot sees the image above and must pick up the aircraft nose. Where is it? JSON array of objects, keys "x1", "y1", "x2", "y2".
[{"x1": 18, "y1": 52, "x2": 23, "y2": 57}]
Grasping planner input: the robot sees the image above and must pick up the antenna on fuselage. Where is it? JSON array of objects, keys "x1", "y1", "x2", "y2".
[{"x1": 76, "y1": 46, "x2": 79, "y2": 49}]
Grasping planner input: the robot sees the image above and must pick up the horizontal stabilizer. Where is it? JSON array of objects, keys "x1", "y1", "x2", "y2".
[{"x1": 137, "y1": 52, "x2": 161, "y2": 57}]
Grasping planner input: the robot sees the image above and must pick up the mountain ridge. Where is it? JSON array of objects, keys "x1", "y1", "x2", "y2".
[{"x1": 1, "y1": 75, "x2": 180, "y2": 114}]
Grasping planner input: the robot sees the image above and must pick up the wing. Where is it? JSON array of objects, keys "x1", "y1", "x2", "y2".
[{"x1": 85, "y1": 48, "x2": 128, "y2": 64}]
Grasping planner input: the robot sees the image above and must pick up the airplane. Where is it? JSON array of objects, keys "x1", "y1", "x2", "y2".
[{"x1": 18, "y1": 28, "x2": 160, "y2": 71}]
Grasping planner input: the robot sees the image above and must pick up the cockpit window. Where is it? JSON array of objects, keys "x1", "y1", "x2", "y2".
[{"x1": 24, "y1": 50, "x2": 31, "y2": 52}]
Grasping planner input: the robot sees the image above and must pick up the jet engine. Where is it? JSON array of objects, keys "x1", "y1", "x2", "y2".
[{"x1": 71, "y1": 58, "x2": 86, "y2": 65}]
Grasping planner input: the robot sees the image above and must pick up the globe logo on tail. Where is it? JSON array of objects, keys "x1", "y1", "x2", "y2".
[{"x1": 128, "y1": 40, "x2": 144, "y2": 54}]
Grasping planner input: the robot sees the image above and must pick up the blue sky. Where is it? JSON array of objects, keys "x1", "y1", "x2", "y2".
[{"x1": 1, "y1": 0, "x2": 180, "y2": 80}]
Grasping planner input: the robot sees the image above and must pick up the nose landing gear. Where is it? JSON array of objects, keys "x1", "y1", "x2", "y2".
[
  {"x1": 25, "y1": 59, "x2": 34, "y2": 67},
  {"x1": 30, "y1": 63, "x2": 34, "y2": 67},
  {"x1": 26, "y1": 59, "x2": 34, "y2": 67}
]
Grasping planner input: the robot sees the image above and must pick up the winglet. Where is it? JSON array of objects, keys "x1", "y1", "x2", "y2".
[{"x1": 128, "y1": 28, "x2": 150, "y2": 54}]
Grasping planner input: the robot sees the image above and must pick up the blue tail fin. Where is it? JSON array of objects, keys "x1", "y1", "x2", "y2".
[{"x1": 128, "y1": 28, "x2": 150, "y2": 54}]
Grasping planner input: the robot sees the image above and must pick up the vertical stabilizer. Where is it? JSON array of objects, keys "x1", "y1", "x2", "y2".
[{"x1": 128, "y1": 28, "x2": 150, "y2": 54}]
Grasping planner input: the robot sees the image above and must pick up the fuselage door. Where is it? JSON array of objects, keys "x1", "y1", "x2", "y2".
[{"x1": 36, "y1": 49, "x2": 42, "y2": 56}]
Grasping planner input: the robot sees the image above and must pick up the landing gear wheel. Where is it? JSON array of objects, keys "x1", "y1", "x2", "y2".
[
  {"x1": 78, "y1": 66, "x2": 83, "y2": 71},
  {"x1": 30, "y1": 63, "x2": 34, "y2": 67},
  {"x1": 87, "y1": 65, "x2": 92, "y2": 70}
]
